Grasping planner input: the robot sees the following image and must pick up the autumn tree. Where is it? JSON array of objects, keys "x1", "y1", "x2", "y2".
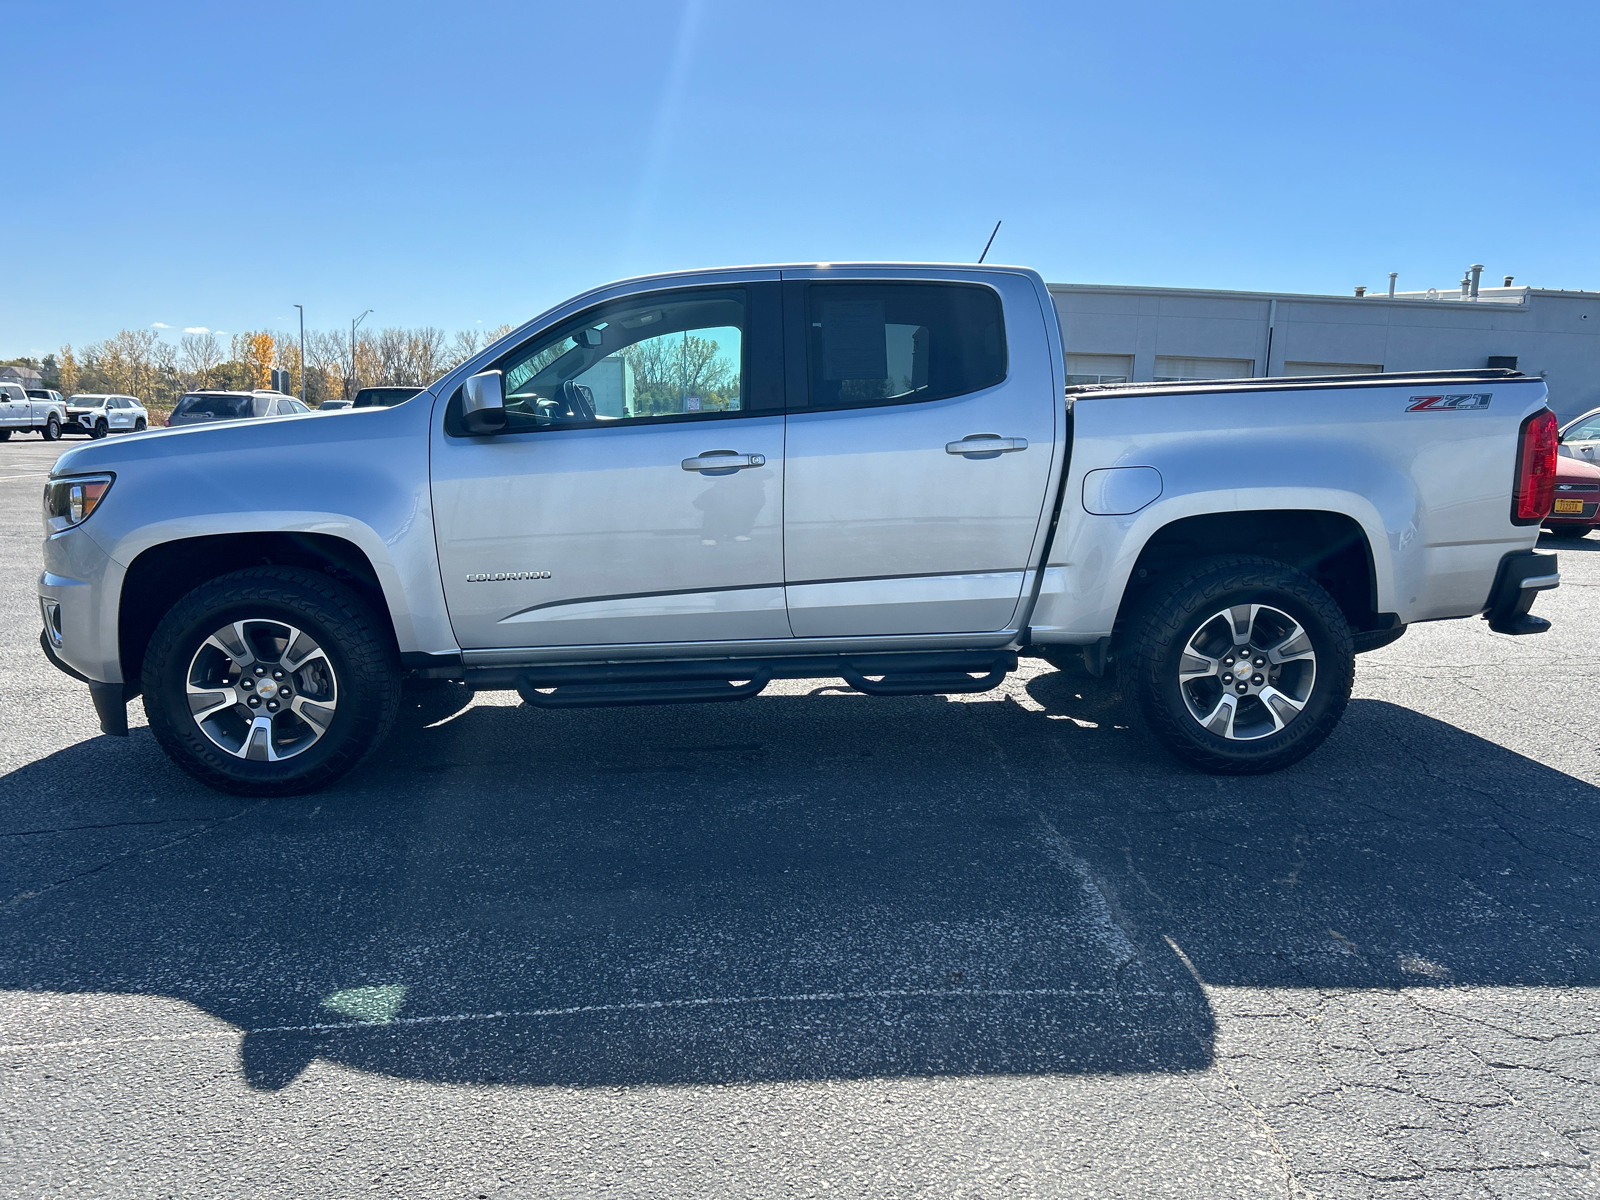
[{"x1": 56, "y1": 345, "x2": 79, "y2": 397}]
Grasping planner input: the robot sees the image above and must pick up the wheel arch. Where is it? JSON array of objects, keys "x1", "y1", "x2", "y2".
[
  {"x1": 1113, "y1": 508, "x2": 1389, "y2": 641},
  {"x1": 119, "y1": 532, "x2": 401, "y2": 691}
]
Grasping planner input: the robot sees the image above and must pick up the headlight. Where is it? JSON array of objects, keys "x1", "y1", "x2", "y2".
[{"x1": 43, "y1": 474, "x2": 114, "y2": 533}]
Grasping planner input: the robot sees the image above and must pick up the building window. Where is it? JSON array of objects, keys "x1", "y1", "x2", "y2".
[
  {"x1": 1065, "y1": 353, "x2": 1132, "y2": 385},
  {"x1": 1153, "y1": 356, "x2": 1254, "y2": 382},
  {"x1": 1282, "y1": 361, "x2": 1383, "y2": 377}
]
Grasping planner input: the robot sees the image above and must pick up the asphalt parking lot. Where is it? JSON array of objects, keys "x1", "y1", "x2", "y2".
[{"x1": 1, "y1": 435, "x2": 1596, "y2": 1199}]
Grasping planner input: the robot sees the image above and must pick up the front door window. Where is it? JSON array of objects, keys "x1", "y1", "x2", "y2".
[{"x1": 488, "y1": 289, "x2": 753, "y2": 431}]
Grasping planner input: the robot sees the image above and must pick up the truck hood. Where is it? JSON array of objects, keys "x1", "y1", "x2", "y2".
[{"x1": 48, "y1": 402, "x2": 425, "y2": 479}]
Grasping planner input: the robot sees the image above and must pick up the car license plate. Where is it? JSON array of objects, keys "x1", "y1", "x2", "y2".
[{"x1": 1554, "y1": 498, "x2": 1585, "y2": 513}]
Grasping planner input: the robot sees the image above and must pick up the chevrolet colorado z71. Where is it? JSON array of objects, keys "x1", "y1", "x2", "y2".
[{"x1": 38, "y1": 264, "x2": 1560, "y2": 795}]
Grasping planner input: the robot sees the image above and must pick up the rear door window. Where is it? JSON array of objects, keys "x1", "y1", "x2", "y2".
[{"x1": 797, "y1": 282, "x2": 1006, "y2": 411}]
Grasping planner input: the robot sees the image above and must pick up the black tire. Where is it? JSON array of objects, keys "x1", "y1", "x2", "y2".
[
  {"x1": 141, "y1": 567, "x2": 401, "y2": 796},
  {"x1": 42, "y1": 415, "x2": 60, "y2": 441},
  {"x1": 134, "y1": 417, "x2": 147, "y2": 431},
  {"x1": 1121, "y1": 556, "x2": 1354, "y2": 775},
  {"x1": 91, "y1": 419, "x2": 108, "y2": 439},
  {"x1": 0, "y1": 429, "x2": 10, "y2": 442}
]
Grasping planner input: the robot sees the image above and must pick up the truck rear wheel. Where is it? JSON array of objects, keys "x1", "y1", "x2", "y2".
[
  {"x1": 1122, "y1": 556, "x2": 1354, "y2": 775},
  {"x1": 42, "y1": 415, "x2": 60, "y2": 441},
  {"x1": 141, "y1": 568, "x2": 401, "y2": 796}
]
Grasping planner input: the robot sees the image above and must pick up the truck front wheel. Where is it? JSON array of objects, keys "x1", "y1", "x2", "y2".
[
  {"x1": 1123, "y1": 557, "x2": 1354, "y2": 775},
  {"x1": 141, "y1": 568, "x2": 401, "y2": 796}
]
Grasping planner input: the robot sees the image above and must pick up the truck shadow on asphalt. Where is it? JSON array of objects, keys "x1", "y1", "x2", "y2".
[{"x1": 1, "y1": 670, "x2": 1594, "y2": 1091}]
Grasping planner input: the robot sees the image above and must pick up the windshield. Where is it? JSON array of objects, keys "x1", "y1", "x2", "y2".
[{"x1": 173, "y1": 394, "x2": 253, "y2": 418}]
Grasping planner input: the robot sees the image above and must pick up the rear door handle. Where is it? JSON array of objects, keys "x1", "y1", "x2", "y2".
[
  {"x1": 682, "y1": 450, "x2": 766, "y2": 474},
  {"x1": 946, "y1": 435, "x2": 1028, "y2": 457}
]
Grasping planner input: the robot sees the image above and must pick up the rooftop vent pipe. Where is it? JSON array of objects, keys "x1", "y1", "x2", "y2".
[
  {"x1": 1354, "y1": 286, "x2": 1366, "y2": 297},
  {"x1": 1504, "y1": 275, "x2": 1514, "y2": 287},
  {"x1": 1388, "y1": 272, "x2": 1398, "y2": 297},
  {"x1": 1470, "y1": 263, "x2": 1484, "y2": 299},
  {"x1": 1460, "y1": 274, "x2": 1471, "y2": 299}
]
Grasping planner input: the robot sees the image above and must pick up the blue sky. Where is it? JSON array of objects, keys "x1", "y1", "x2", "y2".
[{"x1": 3, "y1": 0, "x2": 1597, "y2": 358}]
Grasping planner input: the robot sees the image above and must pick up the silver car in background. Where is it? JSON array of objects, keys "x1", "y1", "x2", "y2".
[{"x1": 167, "y1": 390, "x2": 311, "y2": 428}]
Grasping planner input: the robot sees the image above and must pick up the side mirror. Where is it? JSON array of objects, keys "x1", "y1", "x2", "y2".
[{"x1": 461, "y1": 370, "x2": 507, "y2": 434}]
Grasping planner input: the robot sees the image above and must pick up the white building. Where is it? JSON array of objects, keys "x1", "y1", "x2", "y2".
[{"x1": 1049, "y1": 277, "x2": 1600, "y2": 422}]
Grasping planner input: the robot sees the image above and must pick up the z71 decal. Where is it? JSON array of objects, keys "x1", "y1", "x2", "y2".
[{"x1": 1406, "y1": 393, "x2": 1492, "y2": 412}]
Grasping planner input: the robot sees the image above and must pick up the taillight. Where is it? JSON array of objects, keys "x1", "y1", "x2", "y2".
[{"x1": 1511, "y1": 408, "x2": 1558, "y2": 524}]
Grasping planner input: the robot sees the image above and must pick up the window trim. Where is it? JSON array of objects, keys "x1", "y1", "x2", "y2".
[
  {"x1": 783, "y1": 278, "x2": 1009, "y2": 415},
  {"x1": 444, "y1": 283, "x2": 778, "y2": 438}
]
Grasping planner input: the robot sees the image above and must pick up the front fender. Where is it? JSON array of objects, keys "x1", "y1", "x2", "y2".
[{"x1": 101, "y1": 509, "x2": 433, "y2": 656}]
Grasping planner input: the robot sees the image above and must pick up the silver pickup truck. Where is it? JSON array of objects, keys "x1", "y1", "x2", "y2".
[{"x1": 37, "y1": 264, "x2": 1560, "y2": 795}]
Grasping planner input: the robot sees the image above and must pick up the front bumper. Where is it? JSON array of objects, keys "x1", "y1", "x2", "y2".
[{"x1": 1483, "y1": 549, "x2": 1559, "y2": 635}]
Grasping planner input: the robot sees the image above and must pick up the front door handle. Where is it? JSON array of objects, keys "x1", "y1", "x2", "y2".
[
  {"x1": 682, "y1": 450, "x2": 766, "y2": 475},
  {"x1": 946, "y1": 434, "x2": 1028, "y2": 458}
]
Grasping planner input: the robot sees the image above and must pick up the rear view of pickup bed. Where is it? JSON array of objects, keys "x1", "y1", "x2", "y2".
[{"x1": 37, "y1": 263, "x2": 1559, "y2": 794}]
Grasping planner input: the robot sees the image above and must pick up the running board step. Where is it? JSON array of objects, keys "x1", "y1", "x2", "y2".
[
  {"x1": 516, "y1": 673, "x2": 770, "y2": 709},
  {"x1": 839, "y1": 664, "x2": 1010, "y2": 696}
]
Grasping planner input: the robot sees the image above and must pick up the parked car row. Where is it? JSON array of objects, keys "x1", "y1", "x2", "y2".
[
  {"x1": 1, "y1": 387, "x2": 148, "y2": 440},
  {"x1": 4, "y1": 382, "x2": 432, "y2": 441}
]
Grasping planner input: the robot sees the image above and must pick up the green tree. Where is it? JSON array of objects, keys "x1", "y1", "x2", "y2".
[{"x1": 621, "y1": 333, "x2": 739, "y2": 415}]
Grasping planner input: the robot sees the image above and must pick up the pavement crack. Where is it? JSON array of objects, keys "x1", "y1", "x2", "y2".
[
  {"x1": 0, "y1": 818, "x2": 210, "y2": 838},
  {"x1": 5, "y1": 804, "x2": 260, "y2": 907}
]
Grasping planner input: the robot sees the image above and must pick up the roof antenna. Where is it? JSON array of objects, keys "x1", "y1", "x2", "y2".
[{"x1": 977, "y1": 220, "x2": 1002, "y2": 264}]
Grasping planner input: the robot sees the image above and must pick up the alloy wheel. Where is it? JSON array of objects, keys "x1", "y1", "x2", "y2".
[
  {"x1": 1177, "y1": 603, "x2": 1317, "y2": 740},
  {"x1": 185, "y1": 618, "x2": 339, "y2": 761}
]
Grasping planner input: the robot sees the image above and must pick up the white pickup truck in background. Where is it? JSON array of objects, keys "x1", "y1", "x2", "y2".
[
  {"x1": 36, "y1": 264, "x2": 1561, "y2": 796},
  {"x1": 0, "y1": 384, "x2": 67, "y2": 440}
]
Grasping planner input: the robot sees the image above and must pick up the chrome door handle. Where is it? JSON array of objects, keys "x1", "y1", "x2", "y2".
[
  {"x1": 946, "y1": 435, "x2": 1028, "y2": 457},
  {"x1": 682, "y1": 450, "x2": 766, "y2": 474}
]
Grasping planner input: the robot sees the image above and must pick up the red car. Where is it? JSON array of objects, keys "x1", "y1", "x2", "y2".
[{"x1": 1545, "y1": 452, "x2": 1600, "y2": 537}]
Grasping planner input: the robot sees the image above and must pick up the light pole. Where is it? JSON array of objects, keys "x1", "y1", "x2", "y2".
[
  {"x1": 349, "y1": 309, "x2": 372, "y2": 401},
  {"x1": 292, "y1": 304, "x2": 306, "y2": 404}
]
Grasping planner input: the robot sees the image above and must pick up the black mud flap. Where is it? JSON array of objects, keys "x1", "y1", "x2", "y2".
[{"x1": 40, "y1": 631, "x2": 131, "y2": 735}]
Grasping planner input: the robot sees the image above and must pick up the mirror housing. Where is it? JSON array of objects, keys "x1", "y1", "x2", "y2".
[{"x1": 461, "y1": 370, "x2": 507, "y2": 434}]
